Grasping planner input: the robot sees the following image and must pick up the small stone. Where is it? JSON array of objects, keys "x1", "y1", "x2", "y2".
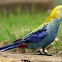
[{"x1": 55, "y1": 38, "x2": 59, "y2": 41}]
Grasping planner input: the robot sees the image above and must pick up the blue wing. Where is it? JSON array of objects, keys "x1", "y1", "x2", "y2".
[{"x1": 23, "y1": 24, "x2": 48, "y2": 42}]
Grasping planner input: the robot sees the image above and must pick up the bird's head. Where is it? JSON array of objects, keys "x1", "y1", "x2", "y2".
[
  {"x1": 45, "y1": 5, "x2": 62, "y2": 22},
  {"x1": 50, "y1": 5, "x2": 62, "y2": 19}
]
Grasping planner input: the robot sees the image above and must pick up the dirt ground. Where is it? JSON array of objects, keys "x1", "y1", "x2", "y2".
[{"x1": 0, "y1": 52, "x2": 62, "y2": 62}]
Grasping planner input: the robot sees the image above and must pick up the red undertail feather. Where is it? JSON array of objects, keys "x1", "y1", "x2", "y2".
[{"x1": 18, "y1": 44, "x2": 28, "y2": 48}]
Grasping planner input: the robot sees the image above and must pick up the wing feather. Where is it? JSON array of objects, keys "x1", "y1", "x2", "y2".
[{"x1": 23, "y1": 24, "x2": 48, "y2": 42}]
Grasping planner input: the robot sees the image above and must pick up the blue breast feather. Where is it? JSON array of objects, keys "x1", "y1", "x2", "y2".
[{"x1": 23, "y1": 25, "x2": 48, "y2": 42}]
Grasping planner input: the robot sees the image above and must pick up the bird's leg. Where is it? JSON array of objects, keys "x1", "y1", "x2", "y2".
[
  {"x1": 36, "y1": 50, "x2": 47, "y2": 55},
  {"x1": 36, "y1": 50, "x2": 44, "y2": 55},
  {"x1": 43, "y1": 47, "x2": 52, "y2": 56}
]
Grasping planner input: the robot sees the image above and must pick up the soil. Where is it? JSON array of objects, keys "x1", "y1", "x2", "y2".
[{"x1": 0, "y1": 52, "x2": 62, "y2": 62}]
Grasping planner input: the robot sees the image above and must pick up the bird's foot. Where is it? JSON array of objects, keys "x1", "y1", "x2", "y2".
[
  {"x1": 36, "y1": 51, "x2": 52, "y2": 56},
  {"x1": 44, "y1": 53, "x2": 52, "y2": 56},
  {"x1": 43, "y1": 47, "x2": 52, "y2": 56}
]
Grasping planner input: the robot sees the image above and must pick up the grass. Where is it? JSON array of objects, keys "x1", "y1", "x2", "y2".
[
  {"x1": 0, "y1": 9, "x2": 49, "y2": 43},
  {"x1": 0, "y1": 7, "x2": 62, "y2": 55}
]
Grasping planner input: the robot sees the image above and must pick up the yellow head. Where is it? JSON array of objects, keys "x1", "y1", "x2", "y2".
[
  {"x1": 45, "y1": 5, "x2": 62, "y2": 22},
  {"x1": 51, "y1": 5, "x2": 62, "y2": 18}
]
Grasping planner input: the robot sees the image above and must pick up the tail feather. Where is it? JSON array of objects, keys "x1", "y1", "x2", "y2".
[
  {"x1": 0, "y1": 43, "x2": 15, "y2": 50},
  {"x1": 0, "y1": 43, "x2": 23, "y2": 52}
]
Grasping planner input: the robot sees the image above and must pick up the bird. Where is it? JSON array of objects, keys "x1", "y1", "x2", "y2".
[{"x1": 0, "y1": 5, "x2": 62, "y2": 56}]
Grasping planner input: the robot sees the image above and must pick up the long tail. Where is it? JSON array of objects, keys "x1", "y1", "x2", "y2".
[{"x1": 0, "y1": 43, "x2": 23, "y2": 52}]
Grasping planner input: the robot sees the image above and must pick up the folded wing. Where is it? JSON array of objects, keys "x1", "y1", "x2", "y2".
[{"x1": 23, "y1": 24, "x2": 48, "y2": 43}]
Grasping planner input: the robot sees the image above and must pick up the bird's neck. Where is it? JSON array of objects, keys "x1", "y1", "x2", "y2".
[{"x1": 45, "y1": 14, "x2": 57, "y2": 23}]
